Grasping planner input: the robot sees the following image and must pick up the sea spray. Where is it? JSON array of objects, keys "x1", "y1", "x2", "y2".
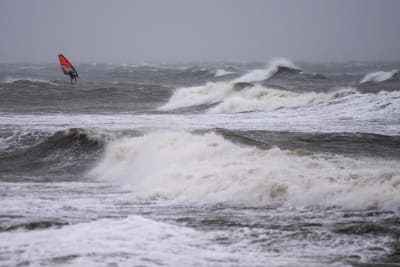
[
  {"x1": 233, "y1": 58, "x2": 300, "y2": 83},
  {"x1": 160, "y1": 83, "x2": 359, "y2": 113},
  {"x1": 207, "y1": 86, "x2": 356, "y2": 113},
  {"x1": 158, "y1": 82, "x2": 233, "y2": 110},
  {"x1": 360, "y1": 70, "x2": 399, "y2": 84},
  {"x1": 91, "y1": 131, "x2": 400, "y2": 210},
  {"x1": 159, "y1": 58, "x2": 301, "y2": 111}
]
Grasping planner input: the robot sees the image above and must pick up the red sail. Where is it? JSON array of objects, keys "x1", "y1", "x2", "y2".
[{"x1": 58, "y1": 54, "x2": 79, "y2": 77}]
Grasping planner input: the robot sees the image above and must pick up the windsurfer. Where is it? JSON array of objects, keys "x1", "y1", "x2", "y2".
[
  {"x1": 58, "y1": 54, "x2": 79, "y2": 84},
  {"x1": 68, "y1": 71, "x2": 78, "y2": 84}
]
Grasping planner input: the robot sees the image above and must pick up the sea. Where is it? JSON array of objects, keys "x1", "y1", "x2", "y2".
[{"x1": 0, "y1": 58, "x2": 399, "y2": 267}]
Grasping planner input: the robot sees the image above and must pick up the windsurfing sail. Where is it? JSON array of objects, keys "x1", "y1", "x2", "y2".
[{"x1": 58, "y1": 54, "x2": 79, "y2": 78}]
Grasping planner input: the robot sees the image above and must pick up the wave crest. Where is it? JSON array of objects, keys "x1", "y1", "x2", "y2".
[
  {"x1": 159, "y1": 82, "x2": 232, "y2": 111},
  {"x1": 90, "y1": 131, "x2": 400, "y2": 210},
  {"x1": 208, "y1": 86, "x2": 357, "y2": 113},
  {"x1": 360, "y1": 70, "x2": 399, "y2": 84},
  {"x1": 234, "y1": 58, "x2": 300, "y2": 83},
  {"x1": 159, "y1": 80, "x2": 358, "y2": 113}
]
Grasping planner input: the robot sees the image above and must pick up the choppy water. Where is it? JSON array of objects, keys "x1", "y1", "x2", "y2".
[{"x1": 1, "y1": 59, "x2": 400, "y2": 266}]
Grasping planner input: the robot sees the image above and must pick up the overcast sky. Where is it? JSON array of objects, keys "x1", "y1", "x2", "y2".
[{"x1": 0, "y1": 0, "x2": 399, "y2": 63}]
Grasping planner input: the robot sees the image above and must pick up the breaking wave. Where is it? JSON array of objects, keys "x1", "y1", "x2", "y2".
[
  {"x1": 160, "y1": 63, "x2": 400, "y2": 114},
  {"x1": 159, "y1": 81, "x2": 359, "y2": 113},
  {"x1": 215, "y1": 69, "x2": 234, "y2": 77},
  {"x1": 208, "y1": 86, "x2": 358, "y2": 113},
  {"x1": 160, "y1": 58, "x2": 343, "y2": 113},
  {"x1": 91, "y1": 131, "x2": 400, "y2": 210},
  {"x1": 233, "y1": 58, "x2": 300, "y2": 83},
  {"x1": 360, "y1": 70, "x2": 399, "y2": 84},
  {"x1": 159, "y1": 82, "x2": 233, "y2": 111}
]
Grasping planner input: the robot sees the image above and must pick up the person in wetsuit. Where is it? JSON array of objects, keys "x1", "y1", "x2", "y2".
[{"x1": 68, "y1": 71, "x2": 78, "y2": 84}]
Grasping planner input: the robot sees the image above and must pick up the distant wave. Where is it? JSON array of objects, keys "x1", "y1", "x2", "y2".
[
  {"x1": 159, "y1": 58, "x2": 302, "y2": 112},
  {"x1": 215, "y1": 69, "x2": 234, "y2": 77},
  {"x1": 159, "y1": 58, "x2": 315, "y2": 112},
  {"x1": 159, "y1": 79, "x2": 400, "y2": 118},
  {"x1": 360, "y1": 70, "x2": 399, "y2": 84},
  {"x1": 208, "y1": 86, "x2": 360, "y2": 113},
  {"x1": 2, "y1": 76, "x2": 58, "y2": 86},
  {"x1": 176, "y1": 67, "x2": 214, "y2": 79},
  {"x1": 233, "y1": 58, "x2": 300, "y2": 83},
  {"x1": 159, "y1": 79, "x2": 358, "y2": 113},
  {"x1": 91, "y1": 131, "x2": 400, "y2": 210},
  {"x1": 19, "y1": 66, "x2": 46, "y2": 70},
  {"x1": 159, "y1": 82, "x2": 233, "y2": 111}
]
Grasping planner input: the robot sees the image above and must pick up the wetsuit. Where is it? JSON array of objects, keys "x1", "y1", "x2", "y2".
[{"x1": 69, "y1": 71, "x2": 77, "y2": 84}]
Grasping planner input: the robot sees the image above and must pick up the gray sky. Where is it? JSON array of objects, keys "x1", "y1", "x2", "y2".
[{"x1": 0, "y1": 0, "x2": 399, "y2": 63}]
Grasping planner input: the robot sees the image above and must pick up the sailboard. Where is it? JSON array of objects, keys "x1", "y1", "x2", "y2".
[{"x1": 58, "y1": 54, "x2": 79, "y2": 78}]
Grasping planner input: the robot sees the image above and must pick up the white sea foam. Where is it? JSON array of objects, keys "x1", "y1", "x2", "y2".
[
  {"x1": 159, "y1": 79, "x2": 358, "y2": 113},
  {"x1": 159, "y1": 58, "x2": 308, "y2": 112},
  {"x1": 91, "y1": 131, "x2": 400, "y2": 210},
  {"x1": 0, "y1": 214, "x2": 283, "y2": 267},
  {"x1": 0, "y1": 138, "x2": 8, "y2": 152},
  {"x1": 160, "y1": 68, "x2": 400, "y2": 114},
  {"x1": 2, "y1": 88, "x2": 400, "y2": 135},
  {"x1": 0, "y1": 129, "x2": 49, "y2": 153},
  {"x1": 158, "y1": 82, "x2": 233, "y2": 110},
  {"x1": 0, "y1": 182, "x2": 392, "y2": 266},
  {"x1": 360, "y1": 70, "x2": 399, "y2": 84},
  {"x1": 208, "y1": 86, "x2": 357, "y2": 113},
  {"x1": 209, "y1": 87, "x2": 400, "y2": 114}
]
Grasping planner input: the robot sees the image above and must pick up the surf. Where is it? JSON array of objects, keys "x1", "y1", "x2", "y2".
[
  {"x1": 159, "y1": 58, "x2": 342, "y2": 113},
  {"x1": 90, "y1": 131, "x2": 400, "y2": 211}
]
